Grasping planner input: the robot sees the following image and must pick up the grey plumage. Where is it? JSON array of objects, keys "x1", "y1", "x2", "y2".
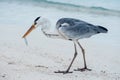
[{"x1": 56, "y1": 18, "x2": 108, "y2": 40}]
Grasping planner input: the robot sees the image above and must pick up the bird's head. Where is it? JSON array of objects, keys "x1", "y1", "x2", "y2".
[{"x1": 22, "y1": 16, "x2": 50, "y2": 38}]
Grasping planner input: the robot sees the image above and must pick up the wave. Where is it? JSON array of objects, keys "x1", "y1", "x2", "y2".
[{"x1": 1, "y1": 0, "x2": 120, "y2": 17}]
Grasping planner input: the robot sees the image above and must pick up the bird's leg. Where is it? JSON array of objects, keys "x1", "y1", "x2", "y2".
[
  {"x1": 54, "y1": 42, "x2": 77, "y2": 74},
  {"x1": 74, "y1": 41, "x2": 91, "y2": 72}
]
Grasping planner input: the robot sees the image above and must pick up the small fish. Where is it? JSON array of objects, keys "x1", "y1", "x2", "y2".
[{"x1": 24, "y1": 38, "x2": 28, "y2": 46}]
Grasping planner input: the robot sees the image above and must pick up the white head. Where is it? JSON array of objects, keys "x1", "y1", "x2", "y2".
[
  {"x1": 34, "y1": 16, "x2": 50, "y2": 27},
  {"x1": 22, "y1": 16, "x2": 50, "y2": 38}
]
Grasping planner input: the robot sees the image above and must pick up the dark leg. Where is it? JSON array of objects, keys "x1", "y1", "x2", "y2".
[
  {"x1": 74, "y1": 41, "x2": 91, "y2": 72},
  {"x1": 55, "y1": 42, "x2": 78, "y2": 74}
]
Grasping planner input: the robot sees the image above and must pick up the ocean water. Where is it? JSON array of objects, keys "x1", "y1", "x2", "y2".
[
  {"x1": 0, "y1": 0, "x2": 120, "y2": 24},
  {"x1": 0, "y1": 0, "x2": 120, "y2": 46},
  {"x1": 48, "y1": 0, "x2": 120, "y2": 11},
  {"x1": 1, "y1": 0, "x2": 120, "y2": 11}
]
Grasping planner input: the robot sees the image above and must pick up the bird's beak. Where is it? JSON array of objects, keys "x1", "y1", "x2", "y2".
[{"x1": 22, "y1": 24, "x2": 36, "y2": 38}]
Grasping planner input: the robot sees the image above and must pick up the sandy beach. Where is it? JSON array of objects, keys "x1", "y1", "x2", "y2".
[{"x1": 0, "y1": 1, "x2": 120, "y2": 80}]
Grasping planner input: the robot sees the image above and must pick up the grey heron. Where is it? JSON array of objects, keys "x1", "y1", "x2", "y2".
[{"x1": 22, "y1": 16, "x2": 108, "y2": 74}]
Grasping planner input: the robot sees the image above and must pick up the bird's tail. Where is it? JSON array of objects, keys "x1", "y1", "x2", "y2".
[{"x1": 97, "y1": 26, "x2": 108, "y2": 33}]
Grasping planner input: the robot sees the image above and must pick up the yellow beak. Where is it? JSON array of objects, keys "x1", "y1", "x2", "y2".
[{"x1": 22, "y1": 24, "x2": 36, "y2": 38}]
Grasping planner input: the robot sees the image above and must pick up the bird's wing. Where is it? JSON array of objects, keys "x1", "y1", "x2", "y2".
[
  {"x1": 58, "y1": 22, "x2": 98, "y2": 40},
  {"x1": 56, "y1": 18, "x2": 100, "y2": 39},
  {"x1": 56, "y1": 18, "x2": 93, "y2": 29}
]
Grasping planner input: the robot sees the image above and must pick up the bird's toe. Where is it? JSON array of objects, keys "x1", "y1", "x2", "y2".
[
  {"x1": 74, "y1": 67, "x2": 92, "y2": 72},
  {"x1": 54, "y1": 70, "x2": 73, "y2": 74}
]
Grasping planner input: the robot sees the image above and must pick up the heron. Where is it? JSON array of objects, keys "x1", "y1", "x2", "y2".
[{"x1": 22, "y1": 16, "x2": 108, "y2": 74}]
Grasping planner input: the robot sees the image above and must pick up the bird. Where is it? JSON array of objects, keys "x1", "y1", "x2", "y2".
[{"x1": 22, "y1": 16, "x2": 108, "y2": 74}]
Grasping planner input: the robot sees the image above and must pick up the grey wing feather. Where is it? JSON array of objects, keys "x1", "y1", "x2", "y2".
[
  {"x1": 59, "y1": 23, "x2": 91, "y2": 39},
  {"x1": 56, "y1": 18, "x2": 82, "y2": 28},
  {"x1": 57, "y1": 18, "x2": 101, "y2": 40}
]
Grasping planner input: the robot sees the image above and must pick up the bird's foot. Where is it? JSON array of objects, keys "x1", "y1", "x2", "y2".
[
  {"x1": 54, "y1": 70, "x2": 73, "y2": 74},
  {"x1": 74, "y1": 67, "x2": 92, "y2": 72}
]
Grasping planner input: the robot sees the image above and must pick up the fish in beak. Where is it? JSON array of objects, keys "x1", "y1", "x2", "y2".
[{"x1": 22, "y1": 24, "x2": 36, "y2": 38}]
